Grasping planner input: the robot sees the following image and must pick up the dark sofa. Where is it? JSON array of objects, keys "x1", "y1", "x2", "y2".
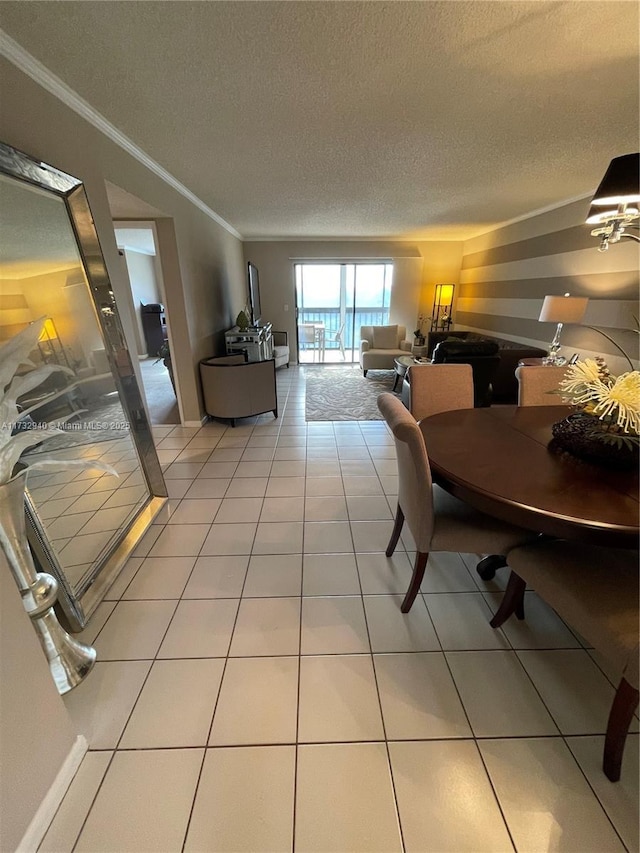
[{"x1": 426, "y1": 331, "x2": 547, "y2": 403}]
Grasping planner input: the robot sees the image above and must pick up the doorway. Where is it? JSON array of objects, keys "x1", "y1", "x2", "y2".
[
  {"x1": 294, "y1": 262, "x2": 393, "y2": 364},
  {"x1": 113, "y1": 222, "x2": 179, "y2": 424}
]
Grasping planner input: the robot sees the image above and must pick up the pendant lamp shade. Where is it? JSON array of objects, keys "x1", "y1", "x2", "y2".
[
  {"x1": 589, "y1": 153, "x2": 640, "y2": 207},
  {"x1": 585, "y1": 153, "x2": 640, "y2": 251}
]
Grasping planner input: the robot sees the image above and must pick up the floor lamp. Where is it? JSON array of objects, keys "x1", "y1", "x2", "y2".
[{"x1": 430, "y1": 284, "x2": 455, "y2": 332}]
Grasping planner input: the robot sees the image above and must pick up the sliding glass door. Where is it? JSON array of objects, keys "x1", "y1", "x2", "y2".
[{"x1": 294, "y1": 262, "x2": 393, "y2": 364}]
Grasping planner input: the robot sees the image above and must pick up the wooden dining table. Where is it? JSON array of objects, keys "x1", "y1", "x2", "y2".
[{"x1": 419, "y1": 405, "x2": 639, "y2": 550}]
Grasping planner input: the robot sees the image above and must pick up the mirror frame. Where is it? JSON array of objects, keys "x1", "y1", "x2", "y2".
[{"x1": 0, "y1": 141, "x2": 167, "y2": 630}]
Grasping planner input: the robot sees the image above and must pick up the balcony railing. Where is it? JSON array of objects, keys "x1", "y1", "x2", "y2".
[{"x1": 297, "y1": 307, "x2": 390, "y2": 353}]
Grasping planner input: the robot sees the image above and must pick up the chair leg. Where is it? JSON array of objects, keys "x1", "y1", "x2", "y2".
[
  {"x1": 363, "y1": 369, "x2": 368, "y2": 377},
  {"x1": 490, "y1": 571, "x2": 526, "y2": 628},
  {"x1": 401, "y1": 550, "x2": 429, "y2": 613},
  {"x1": 385, "y1": 505, "x2": 404, "y2": 557},
  {"x1": 603, "y1": 677, "x2": 639, "y2": 782}
]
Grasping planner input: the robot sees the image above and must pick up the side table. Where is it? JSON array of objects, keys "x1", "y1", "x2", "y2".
[
  {"x1": 412, "y1": 344, "x2": 429, "y2": 358},
  {"x1": 393, "y1": 355, "x2": 416, "y2": 392}
]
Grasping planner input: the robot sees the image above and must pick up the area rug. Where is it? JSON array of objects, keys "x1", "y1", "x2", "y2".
[{"x1": 305, "y1": 367, "x2": 399, "y2": 420}]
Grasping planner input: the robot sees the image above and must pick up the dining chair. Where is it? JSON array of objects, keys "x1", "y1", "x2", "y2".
[
  {"x1": 377, "y1": 393, "x2": 535, "y2": 612},
  {"x1": 490, "y1": 538, "x2": 639, "y2": 782},
  {"x1": 401, "y1": 363, "x2": 473, "y2": 422},
  {"x1": 431, "y1": 340, "x2": 500, "y2": 407},
  {"x1": 515, "y1": 364, "x2": 567, "y2": 406}
]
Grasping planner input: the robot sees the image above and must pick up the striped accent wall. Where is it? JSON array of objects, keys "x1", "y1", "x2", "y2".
[
  {"x1": 0, "y1": 287, "x2": 31, "y2": 341},
  {"x1": 458, "y1": 198, "x2": 639, "y2": 374}
]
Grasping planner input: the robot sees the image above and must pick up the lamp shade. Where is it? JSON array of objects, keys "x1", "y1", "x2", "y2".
[
  {"x1": 434, "y1": 283, "x2": 455, "y2": 305},
  {"x1": 590, "y1": 153, "x2": 640, "y2": 207},
  {"x1": 38, "y1": 318, "x2": 59, "y2": 341},
  {"x1": 538, "y1": 295, "x2": 588, "y2": 324},
  {"x1": 585, "y1": 203, "x2": 640, "y2": 225}
]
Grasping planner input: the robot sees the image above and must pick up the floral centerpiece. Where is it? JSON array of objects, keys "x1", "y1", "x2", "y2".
[
  {"x1": 0, "y1": 318, "x2": 116, "y2": 693},
  {"x1": 551, "y1": 356, "x2": 640, "y2": 468}
]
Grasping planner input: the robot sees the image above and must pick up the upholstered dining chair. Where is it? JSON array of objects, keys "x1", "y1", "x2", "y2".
[
  {"x1": 490, "y1": 539, "x2": 639, "y2": 782},
  {"x1": 401, "y1": 363, "x2": 473, "y2": 422},
  {"x1": 515, "y1": 364, "x2": 567, "y2": 406},
  {"x1": 377, "y1": 393, "x2": 535, "y2": 612},
  {"x1": 431, "y1": 339, "x2": 500, "y2": 407}
]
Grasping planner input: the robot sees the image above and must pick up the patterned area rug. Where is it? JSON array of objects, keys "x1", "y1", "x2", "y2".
[{"x1": 305, "y1": 367, "x2": 399, "y2": 420}]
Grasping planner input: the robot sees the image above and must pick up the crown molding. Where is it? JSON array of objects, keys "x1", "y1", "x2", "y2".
[
  {"x1": 468, "y1": 190, "x2": 593, "y2": 241},
  {"x1": 0, "y1": 30, "x2": 243, "y2": 240}
]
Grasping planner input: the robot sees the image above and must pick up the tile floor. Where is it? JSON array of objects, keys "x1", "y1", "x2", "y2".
[{"x1": 41, "y1": 367, "x2": 638, "y2": 852}]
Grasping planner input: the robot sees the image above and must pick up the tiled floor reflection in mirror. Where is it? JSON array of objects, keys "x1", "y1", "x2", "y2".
[
  {"x1": 40, "y1": 366, "x2": 638, "y2": 853},
  {"x1": 26, "y1": 437, "x2": 148, "y2": 589}
]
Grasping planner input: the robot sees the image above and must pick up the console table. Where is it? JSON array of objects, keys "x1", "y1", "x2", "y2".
[{"x1": 225, "y1": 323, "x2": 273, "y2": 362}]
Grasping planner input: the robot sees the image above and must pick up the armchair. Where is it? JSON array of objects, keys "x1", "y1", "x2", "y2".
[
  {"x1": 199, "y1": 354, "x2": 277, "y2": 426},
  {"x1": 360, "y1": 324, "x2": 411, "y2": 376},
  {"x1": 271, "y1": 330, "x2": 290, "y2": 368}
]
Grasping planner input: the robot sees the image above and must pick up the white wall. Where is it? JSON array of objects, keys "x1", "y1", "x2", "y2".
[
  {"x1": 0, "y1": 551, "x2": 78, "y2": 852},
  {"x1": 122, "y1": 248, "x2": 161, "y2": 357}
]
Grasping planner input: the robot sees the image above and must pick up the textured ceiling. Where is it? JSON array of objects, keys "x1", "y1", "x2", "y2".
[
  {"x1": 0, "y1": 175, "x2": 81, "y2": 277},
  {"x1": 1, "y1": 1, "x2": 638, "y2": 240}
]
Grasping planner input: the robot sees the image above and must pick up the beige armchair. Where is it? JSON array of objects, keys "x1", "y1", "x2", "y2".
[
  {"x1": 271, "y1": 331, "x2": 290, "y2": 368},
  {"x1": 199, "y1": 355, "x2": 277, "y2": 426},
  {"x1": 360, "y1": 324, "x2": 411, "y2": 376}
]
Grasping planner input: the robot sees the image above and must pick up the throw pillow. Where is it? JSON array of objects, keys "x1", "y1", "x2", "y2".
[{"x1": 372, "y1": 325, "x2": 399, "y2": 349}]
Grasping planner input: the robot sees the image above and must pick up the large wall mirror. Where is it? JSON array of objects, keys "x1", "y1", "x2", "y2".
[{"x1": 0, "y1": 142, "x2": 167, "y2": 630}]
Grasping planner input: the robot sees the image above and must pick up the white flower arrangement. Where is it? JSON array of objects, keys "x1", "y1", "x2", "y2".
[
  {"x1": 559, "y1": 357, "x2": 640, "y2": 440},
  {"x1": 0, "y1": 318, "x2": 116, "y2": 486}
]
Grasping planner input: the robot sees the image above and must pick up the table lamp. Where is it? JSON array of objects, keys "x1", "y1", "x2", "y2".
[{"x1": 538, "y1": 293, "x2": 588, "y2": 365}]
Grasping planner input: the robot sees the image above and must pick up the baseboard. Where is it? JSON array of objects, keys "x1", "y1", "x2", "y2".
[
  {"x1": 17, "y1": 735, "x2": 88, "y2": 853},
  {"x1": 184, "y1": 418, "x2": 207, "y2": 428}
]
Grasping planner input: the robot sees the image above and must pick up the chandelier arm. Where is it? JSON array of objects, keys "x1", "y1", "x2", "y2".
[{"x1": 620, "y1": 233, "x2": 640, "y2": 243}]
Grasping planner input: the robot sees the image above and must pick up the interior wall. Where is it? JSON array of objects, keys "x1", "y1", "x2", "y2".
[
  {"x1": 242, "y1": 240, "x2": 463, "y2": 356},
  {"x1": 459, "y1": 198, "x2": 640, "y2": 374},
  {"x1": 0, "y1": 57, "x2": 247, "y2": 425},
  {"x1": 0, "y1": 552, "x2": 78, "y2": 852},
  {"x1": 121, "y1": 248, "x2": 161, "y2": 357}
]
